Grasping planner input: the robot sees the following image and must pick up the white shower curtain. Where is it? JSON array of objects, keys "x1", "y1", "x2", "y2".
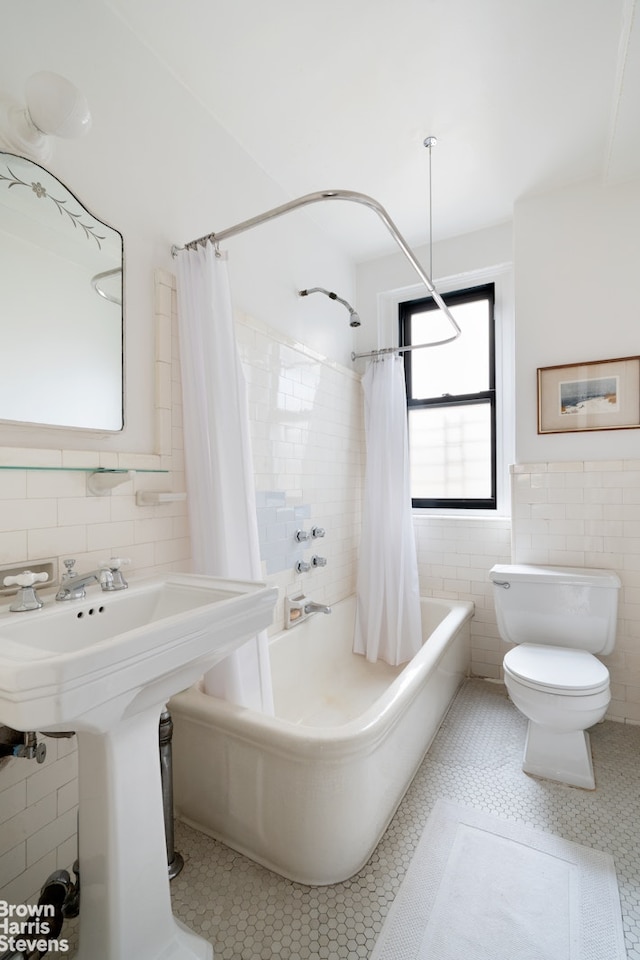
[
  {"x1": 354, "y1": 355, "x2": 422, "y2": 665},
  {"x1": 176, "y1": 243, "x2": 273, "y2": 713}
]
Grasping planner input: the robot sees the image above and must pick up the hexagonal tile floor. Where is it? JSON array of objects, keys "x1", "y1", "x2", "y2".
[{"x1": 60, "y1": 679, "x2": 640, "y2": 958}]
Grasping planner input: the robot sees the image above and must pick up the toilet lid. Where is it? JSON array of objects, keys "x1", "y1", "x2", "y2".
[{"x1": 504, "y1": 644, "x2": 610, "y2": 694}]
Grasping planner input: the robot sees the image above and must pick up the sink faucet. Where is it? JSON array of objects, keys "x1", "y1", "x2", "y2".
[
  {"x1": 56, "y1": 558, "x2": 129, "y2": 601},
  {"x1": 56, "y1": 568, "x2": 103, "y2": 601}
]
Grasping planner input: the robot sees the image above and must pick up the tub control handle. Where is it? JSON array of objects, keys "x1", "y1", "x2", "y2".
[
  {"x1": 311, "y1": 555, "x2": 327, "y2": 567},
  {"x1": 493, "y1": 580, "x2": 511, "y2": 589},
  {"x1": 311, "y1": 526, "x2": 325, "y2": 539},
  {"x1": 295, "y1": 530, "x2": 310, "y2": 542}
]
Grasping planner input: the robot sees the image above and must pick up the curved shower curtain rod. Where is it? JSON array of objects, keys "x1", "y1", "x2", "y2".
[{"x1": 171, "y1": 189, "x2": 461, "y2": 357}]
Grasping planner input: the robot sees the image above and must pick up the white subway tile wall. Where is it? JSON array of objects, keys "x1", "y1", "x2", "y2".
[
  {"x1": 255, "y1": 493, "x2": 313, "y2": 575},
  {"x1": 415, "y1": 461, "x2": 640, "y2": 722},
  {"x1": 0, "y1": 274, "x2": 365, "y2": 903},
  {"x1": 0, "y1": 270, "x2": 188, "y2": 905},
  {"x1": 235, "y1": 311, "x2": 364, "y2": 629},
  {"x1": 3, "y1": 267, "x2": 639, "y2": 909},
  {"x1": 413, "y1": 515, "x2": 512, "y2": 680},
  {"x1": 511, "y1": 461, "x2": 640, "y2": 723}
]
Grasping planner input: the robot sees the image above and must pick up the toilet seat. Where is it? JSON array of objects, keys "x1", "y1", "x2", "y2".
[{"x1": 503, "y1": 644, "x2": 609, "y2": 696}]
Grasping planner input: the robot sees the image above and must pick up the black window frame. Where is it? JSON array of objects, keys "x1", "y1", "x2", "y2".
[{"x1": 400, "y1": 282, "x2": 497, "y2": 511}]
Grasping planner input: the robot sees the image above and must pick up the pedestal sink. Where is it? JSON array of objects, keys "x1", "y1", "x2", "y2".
[{"x1": 0, "y1": 573, "x2": 278, "y2": 960}]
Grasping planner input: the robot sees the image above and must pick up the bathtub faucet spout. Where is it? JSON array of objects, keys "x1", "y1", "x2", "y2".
[
  {"x1": 285, "y1": 594, "x2": 331, "y2": 628},
  {"x1": 304, "y1": 601, "x2": 332, "y2": 615}
]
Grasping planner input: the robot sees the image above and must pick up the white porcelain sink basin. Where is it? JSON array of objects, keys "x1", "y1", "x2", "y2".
[
  {"x1": 0, "y1": 572, "x2": 278, "y2": 960},
  {"x1": 0, "y1": 572, "x2": 277, "y2": 733}
]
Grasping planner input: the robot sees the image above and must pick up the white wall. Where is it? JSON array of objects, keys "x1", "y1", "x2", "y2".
[
  {"x1": 357, "y1": 221, "x2": 516, "y2": 517},
  {"x1": 511, "y1": 460, "x2": 640, "y2": 722},
  {"x1": 0, "y1": 270, "x2": 364, "y2": 905},
  {"x1": 358, "y1": 176, "x2": 640, "y2": 722},
  {"x1": 356, "y1": 223, "x2": 516, "y2": 684},
  {"x1": 0, "y1": 0, "x2": 360, "y2": 906},
  {"x1": 508, "y1": 175, "x2": 640, "y2": 722},
  {"x1": 0, "y1": 272, "x2": 188, "y2": 906},
  {"x1": 236, "y1": 306, "x2": 364, "y2": 628},
  {"x1": 0, "y1": 1, "x2": 356, "y2": 455},
  {"x1": 356, "y1": 220, "x2": 513, "y2": 357},
  {"x1": 514, "y1": 176, "x2": 640, "y2": 463},
  {"x1": 3, "y1": 0, "x2": 640, "y2": 913}
]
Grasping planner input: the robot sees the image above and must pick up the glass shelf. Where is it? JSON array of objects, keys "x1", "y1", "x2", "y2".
[{"x1": 0, "y1": 466, "x2": 169, "y2": 473}]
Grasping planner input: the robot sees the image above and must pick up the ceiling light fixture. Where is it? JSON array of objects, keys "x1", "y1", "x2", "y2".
[{"x1": 0, "y1": 72, "x2": 91, "y2": 163}]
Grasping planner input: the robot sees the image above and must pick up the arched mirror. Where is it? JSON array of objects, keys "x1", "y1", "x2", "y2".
[{"x1": 0, "y1": 152, "x2": 123, "y2": 431}]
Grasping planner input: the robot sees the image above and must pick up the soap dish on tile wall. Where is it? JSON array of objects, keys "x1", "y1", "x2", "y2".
[
  {"x1": 0, "y1": 558, "x2": 57, "y2": 596},
  {"x1": 135, "y1": 491, "x2": 187, "y2": 506}
]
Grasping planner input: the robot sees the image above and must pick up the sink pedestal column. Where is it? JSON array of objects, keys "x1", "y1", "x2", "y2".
[{"x1": 75, "y1": 705, "x2": 212, "y2": 960}]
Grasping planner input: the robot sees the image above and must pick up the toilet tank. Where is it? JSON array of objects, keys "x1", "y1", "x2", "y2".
[{"x1": 489, "y1": 564, "x2": 621, "y2": 655}]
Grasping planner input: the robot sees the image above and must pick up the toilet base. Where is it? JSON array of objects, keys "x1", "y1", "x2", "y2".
[{"x1": 521, "y1": 722, "x2": 596, "y2": 790}]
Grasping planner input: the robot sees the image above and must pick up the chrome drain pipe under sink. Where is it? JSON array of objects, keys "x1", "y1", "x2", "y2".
[{"x1": 159, "y1": 709, "x2": 184, "y2": 880}]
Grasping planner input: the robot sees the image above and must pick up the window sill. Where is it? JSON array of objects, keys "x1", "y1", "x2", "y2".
[{"x1": 412, "y1": 508, "x2": 511, "y2": 522}]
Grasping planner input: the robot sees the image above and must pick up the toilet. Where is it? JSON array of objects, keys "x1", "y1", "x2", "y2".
[{"x1": 489, "y1": 563, "x2": 621, "y2": 789}]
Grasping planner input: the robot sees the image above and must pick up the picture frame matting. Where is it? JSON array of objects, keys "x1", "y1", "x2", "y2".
[{"x1": 537, "y1": 356, "x2": 640, "y2": 434}]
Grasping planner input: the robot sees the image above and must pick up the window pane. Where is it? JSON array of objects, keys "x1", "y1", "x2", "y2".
[
  {"x1": 410, "y1": 299, "x2": 489, "y2": 398},
  {"x1": 409, "y1": 403, "x2": 492, "y2": 500}
]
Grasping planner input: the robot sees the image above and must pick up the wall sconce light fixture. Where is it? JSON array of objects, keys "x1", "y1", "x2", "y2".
[{"x1": 0, "y1": 71, "x2": 91, "y2": 163}]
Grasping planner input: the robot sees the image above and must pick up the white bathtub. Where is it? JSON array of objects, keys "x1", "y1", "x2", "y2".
[{"x1": 170, "y1": 594, "x2": 473, "y2": 885}]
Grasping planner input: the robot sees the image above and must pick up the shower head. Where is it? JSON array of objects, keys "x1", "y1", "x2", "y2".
[{"x1": 299, "y1": 287, "x2": 361, "y2": 327}]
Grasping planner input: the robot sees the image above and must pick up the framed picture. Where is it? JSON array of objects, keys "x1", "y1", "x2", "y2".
[{"x1": 537, "y1": 356, "x2": 640, "y2": 434}]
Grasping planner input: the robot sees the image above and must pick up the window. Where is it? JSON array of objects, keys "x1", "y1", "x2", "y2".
[{"x1": 400, "y1": 283, "x2": 496, "y2": 510}]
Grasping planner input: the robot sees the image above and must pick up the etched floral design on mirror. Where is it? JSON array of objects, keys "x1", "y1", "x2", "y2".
[{"x1": 0, "y1": 151, "x2": 123, "y2": 431}]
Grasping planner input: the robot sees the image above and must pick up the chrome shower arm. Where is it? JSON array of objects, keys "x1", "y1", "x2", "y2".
[
  {"x1": 172, "y1": 189, "x2": 461, "y2": 344},
  {"x1": 298, "y1": 287, "x2": 361, "y2": 326}
]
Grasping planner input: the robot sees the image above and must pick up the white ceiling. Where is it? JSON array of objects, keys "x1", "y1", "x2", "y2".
[{"x1": 104, "y1": 0, "x2": 640, "y2": 262}]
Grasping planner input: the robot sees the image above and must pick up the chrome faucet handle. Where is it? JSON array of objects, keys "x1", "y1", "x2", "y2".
[
  {"x1": 4, "y1": 571, "x2": 49, "y2": 588},
  {"x1": 296, "y1": 560, "x2": 311, "y2": 573},
  {"x1": 99, "y1": 557, "x2": 130, "y2": 591},
  {"x1": 100, "y1": 557, "x2": 130, "y2": 571},
  {"x1": 62, "y1": 558, "x2": 78, "y2": 580},
  {"x1": 311, "y1": 526, "x2": 325, "y2": 539},
  {"x1": 4, "y1": 570, "x2": 49, "y2": 612},
  {"x1": 295, "y1": 529, "x2": 310, "y2": 542},
  {"x1": 311, "y1": 555, "x2": 327, "y2": 567}
]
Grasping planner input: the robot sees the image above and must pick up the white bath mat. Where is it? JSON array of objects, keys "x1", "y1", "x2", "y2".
[{"x1": 371, "y1": 800, "x2": 625, "y2": 960}]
